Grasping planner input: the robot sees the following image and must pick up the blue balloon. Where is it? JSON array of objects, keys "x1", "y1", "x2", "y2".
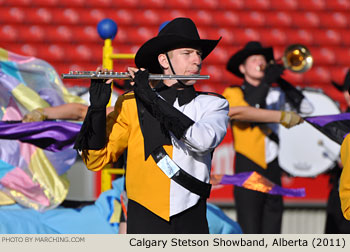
[{"x1": 97, "y1": 19, "x2": 118, "y2": 40}]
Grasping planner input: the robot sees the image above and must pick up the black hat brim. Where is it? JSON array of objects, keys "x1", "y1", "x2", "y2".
[
  {"x1": 226, "y1": 47, "x2": 274, "y2": 78},
  {"x1": 135, "y1": 35, "x2": 221, "y2": 74}
]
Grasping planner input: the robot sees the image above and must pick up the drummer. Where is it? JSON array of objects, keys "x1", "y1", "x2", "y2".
[{"x1": 222, "y1": 41, "x2": 314, "y2": 234}]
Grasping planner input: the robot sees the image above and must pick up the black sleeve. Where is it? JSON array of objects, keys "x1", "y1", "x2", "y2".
[
  {"x1": 74, "y1": 107, "x2": 106, "y2": 150},
  {"x1": 277, "y1": 77, "x2": 305, "y2": 110},
  {"x1": 74, "y1": 79, "x2": 111, "y2": 151}
]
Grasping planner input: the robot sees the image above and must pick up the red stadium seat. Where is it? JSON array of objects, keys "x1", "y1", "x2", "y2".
[
  {"x1": 45, "y1": 25, "x2": 74, "y2": 43},
  {"x1": 0, "y1": 43, "x2": 35, "y2": 57},
  {"x1": 1, "y1": 0, "x2": 348, "y2": 92},
  {"x1": 325, "y1": 0, "x2": 350, "y2": 11},
  {"x1": 205, "y1": 46, "x2": 230, "y2": 65},
  {"x1": 165, "y1": 9, "x2": 190, "y2": 20},
  {"x1": 259, "y1": 29, "x2": 287, "y2": 46},
  {"x1": 303, "y1": 66, "x2": 332, "y2": 84},
  {"x1": 32, "y1": 44, "x2": 67, "y2": 62},
  {"x1": 64, "y1": 45, "x2": 94, "y2": 62},
  {"x1": 201, "y1": 64, "x2": 226, "y2": 83},
  {"x1": 196, "y1": 26, "x2": 210, "y2": 40},
  {"x1": 139, "y1": 0, "x2": 166, "y2": 9},
  {"x1": 192, "y1": 0, "x2": 219, "y2": 9},
  {"x1": 0, "y1": 25, "x2": 20, "y2": 42},
  {"x1": 51, "y1": 8, "x2": 81, "y2": 25},
  {"x1": 132, "y1": 9, "x2": 162, "y2": 26},
  {"x1": 87, "y1": 9, "x2": 109, "y2": 25},
  {"x1": 191, "y1": 10, "x2": 215, "y2": 26},
  {"x1": 312, "y1": 29, "x2": 342, "y2": 46},
  {"x1": 111, "y1": 9, "x2": 135, "y2": 26},
  {"x1": 18, "y1": 25, "x2": 46, "y2": 43},
  {"x1": 318, "y1": 12, "x2": 349, "y2": 29},
  {"x1": 290, "y1": 12, "x2": 321, "y2": 28},
  {"x1": 0, "y1": 7, "x2": 26, "y2": 24},
  {"x1": 230, "y1": 28, "x2": 261, "y2": 45},
  {"x1": 238, "y1": 11, "x2": 266, "y2": 27},
  {"x1": 25, "y1": 7, "x2": 53, "y2": 24},
  {"x1": 119, "y1": 27, "x2": 157, "y2": 44},
  {"x1": 269, "y1": 0, "x2": 299, "y2": 10},
  {"x1": 329, "y1": 67, "x2": 350, "y2": 86},
  {"x1": 113, "y1": 28, "x2": 131, "y2": 44},
  {"x1": 343, "y1": 31, "x2": 350, "y2": 46},
  {"x1": 212, "y1": 11, "x2": 240, "y2": 27},
  {"x1": 217, "y1": 0, "x2": 245, "y2": 10},
  {"x1": 208, "y1": 28, "x2": 235, "y2": 45},
  {"x1": 25, "y1": 0, "x2": 59, "y2": 7},
  {"x1": 310, "y1": 47, "x2": 336, "y2": 65},
  {"x1": 245, "y1": 0, "x2": 271, "y2": 10},
  {"x1": 108, "y1": 0, "x2": 140, "y2": 8},
  {"x1": 83, "y1": 0, "x2": 116, "y2": 8},
  {"x1": 56, "y1": 0, "x2": 85, "y2": 8},
  {"x1": 19, "y1": 43, "x2": 39, "y2": 57},
  {"x1": 71, "y1": 26, "x2": 101, "y2": 43},
  {"x1": 3, "y1": 0, "x2": 32, "y2": 7},
  {"x1": 284, "y1": 29, "x2": 314, "y2": 45},
  {"x1": 282, "y1": 71, "x2": 305, "y2": 86},
  {"x1": 333, "y1": 47, "x2": 350, "y2": 65},
  {"x1": 265, "y1": 11, "x2": 292, "y2": 27},
  {"x1": 297, "y1": 0, "x2": 327, "y2": 11},
  {"x1": 165, "y1": 0, "x2": 192, "y2": 9}
]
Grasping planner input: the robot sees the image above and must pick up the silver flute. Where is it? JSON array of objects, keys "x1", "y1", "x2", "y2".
[{"x1": 61, "y1": 71, "x2": 210, "y2": 80}]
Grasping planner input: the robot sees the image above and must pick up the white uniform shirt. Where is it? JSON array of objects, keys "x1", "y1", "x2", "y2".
[{"x1": 164, "y1": 93, "x2": 229, "y2": 216}]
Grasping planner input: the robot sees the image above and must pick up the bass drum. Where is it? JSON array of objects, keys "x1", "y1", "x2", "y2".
[{"x1": 278, "y1": 88, "x2": 341, "y2": 177}]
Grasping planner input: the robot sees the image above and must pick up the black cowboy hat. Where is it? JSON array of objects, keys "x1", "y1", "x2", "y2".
[
  {"x1": 135, "y1": 17, "x2": 221, "y2": 74},
  {"x1": 226, "y1": 41, "x2": 274, "y2": 78},
  {"x1": 331, "y1": 69, "x2": 350, "y2": 93}
]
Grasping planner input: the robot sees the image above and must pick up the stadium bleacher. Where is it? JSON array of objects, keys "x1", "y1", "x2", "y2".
[{"x1": 0, "y1": 0, "x2": 349, "y2": 107}]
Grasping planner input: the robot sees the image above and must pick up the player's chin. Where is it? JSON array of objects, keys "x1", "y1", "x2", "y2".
[{"x1": 183, "y1": 80, "x2": 197, "y2": 86}]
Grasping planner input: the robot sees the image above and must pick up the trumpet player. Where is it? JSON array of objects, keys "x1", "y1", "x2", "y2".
[
  {"x1": 223, "y1": 41, "x2": 314, "y2": 234},
  {"x1": 74, "y1": 17, "x2": 229, "y2": 234}
]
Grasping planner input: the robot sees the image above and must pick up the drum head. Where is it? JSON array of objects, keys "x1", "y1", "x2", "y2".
[{"x1": 279, "y1": 89, "x2": 341, "y2": 177}]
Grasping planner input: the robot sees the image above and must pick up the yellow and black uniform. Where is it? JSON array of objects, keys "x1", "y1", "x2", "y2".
[
  {"x1": 80, "y1": 83, "x2": 229, "y2": 233},
  {"x1": 75, "y1": 17, "x2": 228, "y2": 234},
  {"x1": 340, "y1": 134, "x2": 350, "y2": 221},
  {"x1": 223, "y1": 84, "x2": 284, "y2": 234}
]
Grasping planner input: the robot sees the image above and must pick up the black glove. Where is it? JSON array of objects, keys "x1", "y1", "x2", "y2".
[
  {"x1": 74, "y1": 79, "x2": 111, "y2": 151},
  {"x1": 133, "y1": 69, "x2": 157, "y2": 104},
  {"x1": 89, "y1": 79, "x2": 112, "y2": 108},
  {"x1": 262, "y1": 63, "x2": 284, "y2": 85},
  {"x1": 277, "y1": 78, "x2": 305, "y2": 110}
]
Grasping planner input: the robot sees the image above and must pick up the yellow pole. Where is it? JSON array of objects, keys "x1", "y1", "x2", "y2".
[
  {"x1": 102, "y1": 38, "x2": 114, "y2": 70},
  {"x1": 101, "y1": 168, "x2": 125, "y2": 192}
]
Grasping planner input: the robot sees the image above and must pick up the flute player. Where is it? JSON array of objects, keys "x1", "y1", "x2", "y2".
[{"x1": 74, "y1": 17, "x2": 229, "y2": 234}]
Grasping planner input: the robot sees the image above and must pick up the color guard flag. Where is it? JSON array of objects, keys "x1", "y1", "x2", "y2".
[
  {"x1": 211, "y1": 172, "x2": 306, "y2": 197},
  {"x1": 304, "y1": 113, "x2": 350, "y2": 145}
]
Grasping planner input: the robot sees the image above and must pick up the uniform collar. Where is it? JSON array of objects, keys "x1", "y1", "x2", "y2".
[{"x1": 155, "y1": 82, "x2": 197, "y2": 106}]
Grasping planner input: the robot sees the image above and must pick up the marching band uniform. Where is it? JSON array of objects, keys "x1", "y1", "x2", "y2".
[
  {"x1": 340, "y1": 133, "x2": 350, "y2": 221},
  {"x1": 74, "y1": 17, "x2": 229, "y2": 233},
  {"x1": 336, "y1": 70, "x2": 350, "y2": 224},
  {"x1": 223, "y1": 41, "x2": 313, "y2": 233}
]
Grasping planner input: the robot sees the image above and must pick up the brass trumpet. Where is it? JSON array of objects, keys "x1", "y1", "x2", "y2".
[
  {"x1": 282, "y1": 44, "x2": 313, "y2": 73},
  {"x1": 61, "y1": 71, "x2": 210, "y2": 80},
  {"x1": 258, "y1": 44, "x2": 313, "y2": 73}
]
